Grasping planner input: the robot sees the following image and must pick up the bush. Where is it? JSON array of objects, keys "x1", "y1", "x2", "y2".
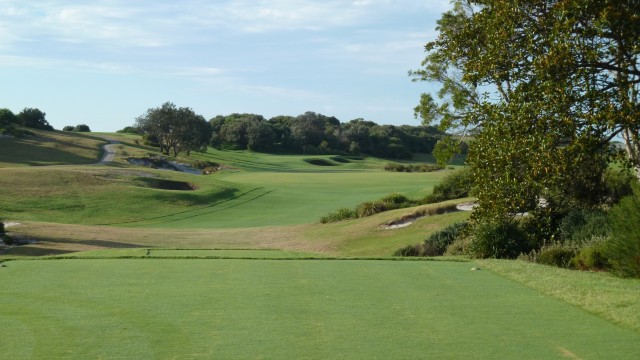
[
  {"x1": 392, "y1": 221, "x2": 469, "y2": 257},
  {"x1": 380, "y1": 193, "x2": 418, "y2": 209},
  {"x1": 444, "y1": 236, "x2": 473, "y2": 256},
  {"x1": 62, "y1": 125, "x2": 74, "y2": 131},
  {"x1": 424, "y1": 167, "x2": 474, "y2": 203},
  {"x1": 571, "y1": 241, "x2": 609, "y2": 271},
  {"x1": 392, "y1": 244, "x2": 421, "y2": 257},
  {"x1": 384, "y1": 163, "x2": 441, "y2": 173},
  {"x1": 535, "y1": 244, "x2": 578, "y2": 268},
  {"x1": 356, "y1": 201, "x2": 387, "y2": 218},
  {"x1": 558, "y1": 208, "x2": 610, "y2": 244},
  {"x1": 422, "y1": 222, "x2": 469, "y2": 256},
  {"x1": 604, "y1": 169, "x2": 637, "y2": 205},
  {"x1": 320, "y1": 208, "x2": 357, "y2": 223},
  {"x1": 468, "y1": 220, "x2": 529, "y2": 259},
  {"x1": 74, "y1": 124, "x2": 91, "y2": 132},
  {"x1": 605, "y1": 184, "x2": 640, "y2": 278}
]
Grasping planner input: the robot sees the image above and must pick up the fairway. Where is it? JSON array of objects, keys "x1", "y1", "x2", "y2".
[{"x1": 1, "y1": 258, "x2": 638, "y2": 359}]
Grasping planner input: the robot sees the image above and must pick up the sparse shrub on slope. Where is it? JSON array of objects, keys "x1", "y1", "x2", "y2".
[
  {"x1": 422, "y1": 222, "x2": 469, "y2": 256},
  {"x1": 321, "y1": 192, "x2": 420, "y2": 223},
  {"x1": 356, "y1": 201, "x2": 387, "y2": 218},
  {"x1": 393, "y1": 221, "x2": 468, "y2": 257},
  {"x1": 320, "y1": 208, "x2": 357, "y2": 223}
]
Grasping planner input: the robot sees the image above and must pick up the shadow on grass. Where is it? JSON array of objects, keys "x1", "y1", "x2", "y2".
[
  {"x1": 0, "y1": 238, "x2": 146, "y2": 258},
  {"x1": 0, "y1": 132, "x2": 105, "y2": 165}
]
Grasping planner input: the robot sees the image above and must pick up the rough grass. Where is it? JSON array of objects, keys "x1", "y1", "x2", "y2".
[
  {"x1": 477, "y1": 259, "x2": 640, "y2": 333},
  {"x1": 0, "y1": 129, "x2": 106, "y2": 167},
  {"x1": 1, "y1": 258, "x2": 638, "y2": 359}
]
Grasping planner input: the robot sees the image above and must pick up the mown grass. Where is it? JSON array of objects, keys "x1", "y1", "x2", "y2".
[
  {"x1": 0, "y1": 129, "x2": 106, "y2": 167},
  {"x1": 1, "y1": 133, "x2": 453, "y2": 228},
  {"x1": 2, "y1": 200, "x2": 472, "y2": 258},
  {"x1": 1, "y1": 258, "x2": 638, "y2": 359}
]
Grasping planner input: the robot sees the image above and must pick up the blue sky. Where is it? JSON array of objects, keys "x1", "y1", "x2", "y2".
[{"x1": 1, "y1": 0, "x2": 451, "y2": 132}]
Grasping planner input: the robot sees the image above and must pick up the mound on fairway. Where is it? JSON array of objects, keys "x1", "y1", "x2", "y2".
[
  {"x1": 1, "y1": 258, "x2": 638, "y2": 359},
  {"x1": 304, "y1": 158, "x2": 338, "y2": 166}
]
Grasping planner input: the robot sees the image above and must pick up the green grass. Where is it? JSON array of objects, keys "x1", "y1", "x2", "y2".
[
  {"x1": 2, "y1": 200, "x2": 472, "y2": 258},
  {"x1": 0, "y1": 129, "x2": 106, "y2": 166},
  {"x1": 0, "y1": 135, "x2": 453, "y2": 228},
  {"x1": 1, "y1": 258, "x2": 638, "y2": 359}
]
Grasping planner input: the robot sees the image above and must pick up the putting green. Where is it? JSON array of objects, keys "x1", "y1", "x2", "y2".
[{"x1": 1, "y1": 258, "x2": 638, "y2": 359}]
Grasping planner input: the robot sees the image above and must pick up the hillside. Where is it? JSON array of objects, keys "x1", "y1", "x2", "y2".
[{"x1": 1, "y1": 131, "x2": 465, "y2": 257}]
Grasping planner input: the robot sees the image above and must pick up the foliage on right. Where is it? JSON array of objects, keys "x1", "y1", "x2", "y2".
[{"x1": 412, "y1": 0, "x2": 640, "y2": 260}]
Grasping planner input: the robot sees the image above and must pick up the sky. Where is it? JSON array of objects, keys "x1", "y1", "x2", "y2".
[{"x1": 0, "y1": 0, "x2": 451, "y2": 132}]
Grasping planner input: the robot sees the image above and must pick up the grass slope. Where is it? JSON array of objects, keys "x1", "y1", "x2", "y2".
[
  {"x1": 1, "y1": 258, "x2": 638, "y2": 359},
  {"x1": 0, "y1": 129, "x2": 106, "y2": 167}
]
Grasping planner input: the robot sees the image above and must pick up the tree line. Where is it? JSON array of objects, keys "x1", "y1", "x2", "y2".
[{"x1": 125, "y1": 102, "x2": 447, "y2": 159}]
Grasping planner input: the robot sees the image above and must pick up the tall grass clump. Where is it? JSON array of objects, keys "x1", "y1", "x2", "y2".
[
  {"x1": 605, "y1": 184, "x2": 640, "y2": 278},
  {"x1": 321, "y1": 192, "x2": 419, "y2": 223},
  {"x1": 320, "y1": 208, "x2": 358, "y2": 223},
  {"x1": 384, "y1": 163, "x2": 441, "y2": 173}
]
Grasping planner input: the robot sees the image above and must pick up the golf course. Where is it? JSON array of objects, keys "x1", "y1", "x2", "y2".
[{"x1": 1, "y1": 130, "x2": 639, "y2": 359}]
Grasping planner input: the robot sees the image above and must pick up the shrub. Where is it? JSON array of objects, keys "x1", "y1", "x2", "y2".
[
  {"x1": 468, "y1": 220, "x2": 529, "y2": 259},
  {"x1": 571, "y1": 240, "x2": 609, "y2": 271},
  {"x1": 392, "y1": 244, "x2": 421, "y2": 257},
  {"x1": 320, "y1": 208, "x2": 357, "y2": 223},
  {"x1": 74, "y1": 124, "x2": 91, "y2": 132},
  {"x1": 558, "y1": 208, "x2": 610, "y2": 244},
  {"x1": 62, "y1": 125, "x2": 74, "y2": 131},
  {"x1": 605, "y1": 184, "x2": 640, "y2": 278},
  {"x1": 424, "y1": 167, "x2": 474, "y2": 203},
  {"x1": 603, "y1": 169, "x2": 637, "y2": 205},
  {"x1": 535, "y1": 244, "x2": 577, "y2": 268},
  {"x1": 356, "y1": 201, "x2": 387, "y2": 218},
  {"x1": 380, "y1": 193, "x2": 418, "y2": 209},
  {"x1": 384, "y1": 163, "x2": 441, "y2": 173},
  {"x1": 422, "y1": 222, "x2": 469, "y2": 256},
  {"x1": 445, "y1": 236, "x2": 473, "y2": 256}
]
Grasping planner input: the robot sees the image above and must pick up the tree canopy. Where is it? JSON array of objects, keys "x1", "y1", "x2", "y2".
[
  {"x1": 413, "y1": 0, "x2": 640, "y2": 222},
  {"x1": 135, "y1": 102, "x2": 211, "y2": 157},
  {"x1": 17, "y1": 108, "x2": 53, "y2": 131}
]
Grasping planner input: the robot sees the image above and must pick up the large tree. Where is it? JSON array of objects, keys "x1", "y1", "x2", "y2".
[
  {"x1": 135, "y1": 102, "x2": 210, "y2": 157},
  {"x1": 413, "y1": 0, "x2": 640, "y2": 221},
  {"x1": 17, "y1": 108, "x2": 53, "y2": 131}
]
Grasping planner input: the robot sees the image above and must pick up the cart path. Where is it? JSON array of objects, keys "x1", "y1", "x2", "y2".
[{"x1": 96, "y1": 137, "x2": 119, "y2": 165}]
